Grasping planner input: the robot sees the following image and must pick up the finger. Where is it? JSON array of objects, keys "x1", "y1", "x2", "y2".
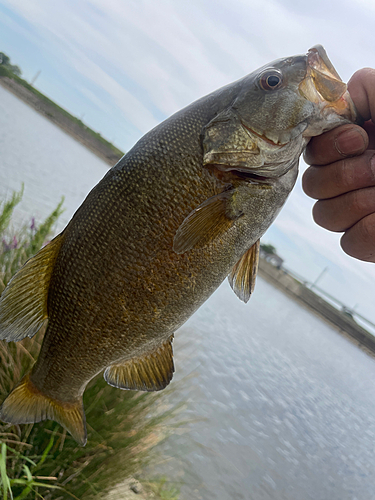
[
  {"x1": 312, "y1": 186, "x2": 375, "y2": 232},
  {"x1": 363, "y1": 120, "x2": 375, "y2": 149},
  {"x1": 348, "y1": 68, "x2": 375, "y2": 122},
  {"x1": 304, "y1": 124, "x2": 368, "y2": 166},
  {"x1": 302, "y1": 151, "x2": 375, "y2": 199},
  {"x1": 341, "y1": 213, "x2": 375, "y2": 262}
]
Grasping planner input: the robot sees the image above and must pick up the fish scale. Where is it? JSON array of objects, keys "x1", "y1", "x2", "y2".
[{"x1": 0, "y1": 45, "x2": 357, "y2": 444}]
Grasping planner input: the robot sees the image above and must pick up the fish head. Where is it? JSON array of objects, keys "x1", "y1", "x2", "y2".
[{"x1": 203, "y1": 45, "x2": 357, "y2": 178}]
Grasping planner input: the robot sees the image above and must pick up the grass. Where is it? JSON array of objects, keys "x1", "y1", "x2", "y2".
[
  {"x1": 144, "y1": 477, "x2": 180, "y2": 500},
  {"x1": 0, "y1": 66, "x2": 124, "y2": 158},
  {"x1": 0, "y1": 188, "x2": 180, "y2": 499}
]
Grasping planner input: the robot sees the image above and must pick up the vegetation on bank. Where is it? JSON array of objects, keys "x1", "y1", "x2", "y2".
[
  {"x1": 0, "y1": 52, "x2": 21, "y2": 77},
  {"x1": 0, "y1": 189, "x2": 179, "y2": 499},
  {"x1": 0, "y1": 52, "x2": 124, "y2": 160},
  {"x1": 259, "y1": 243, "x2": 277, "y2": 256}
]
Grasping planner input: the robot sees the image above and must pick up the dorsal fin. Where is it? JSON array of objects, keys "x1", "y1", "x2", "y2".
[
  {"x1": 228, "y1": 240, "x2": 260, "y2": 303},
  {"x1": 104, "y1": 336, "x2": 174, "y2": 392},
  {"x1": 0, "y1": 233, "x2": 64, "y2": 342}
]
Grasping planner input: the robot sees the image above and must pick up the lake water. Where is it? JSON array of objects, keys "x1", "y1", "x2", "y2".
[{"x1": 1, "y1": 85, "x2": 375, "y2": 500}]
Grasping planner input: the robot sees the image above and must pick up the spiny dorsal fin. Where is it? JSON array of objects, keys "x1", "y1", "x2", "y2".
[
  {"x1": 104, "y1": 336, "x2": 174, "y2": 392},
  {"x1": 0, "y1": 372, "x2": 87, "y2": 446},
  {"x1": 0, "y1": 233, "x2": 64, "y2": 342},
  {"x1": 228, "y1": 240, "x2": 260, "y2": 303},
  {"x1": 173, "y1": 191, "x2": 238, "y2": 254}
]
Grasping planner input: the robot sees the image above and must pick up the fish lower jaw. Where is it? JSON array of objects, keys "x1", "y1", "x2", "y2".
[
  {"x1": 303, "y1": 109, "x2": 352, "y2": 138},
  {"x1": 302, "y1": 91, "x2": 356, "y2": 138}
]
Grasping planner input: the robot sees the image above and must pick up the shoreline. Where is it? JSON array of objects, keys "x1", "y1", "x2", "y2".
[
  {"x1": 0, "y1": 76, "x2": 123, "y2": 166},
  {"x1": 259, "y1": 258, "x2": 375, "y2": 356}
]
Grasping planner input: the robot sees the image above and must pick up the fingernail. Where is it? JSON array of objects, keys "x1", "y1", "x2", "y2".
[{"x1": 335, "y1": 129, "x2": 366, "y2": 156}]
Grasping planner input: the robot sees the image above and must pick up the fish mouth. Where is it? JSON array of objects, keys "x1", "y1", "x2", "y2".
[
  {"x1": 241, "y1": 121, "x2": 287, "y2": 147},
  {"x1": 299, "y1": 45, "x2": 357, "y2": 122}
]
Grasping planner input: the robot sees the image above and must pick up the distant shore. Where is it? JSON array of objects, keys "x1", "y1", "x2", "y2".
[
  {"x1": 259, "y1": 258, "x2": 375, "y2": 356},
  {"x1": 0, "y1": 74, "x2": 123, "y2": 166}
]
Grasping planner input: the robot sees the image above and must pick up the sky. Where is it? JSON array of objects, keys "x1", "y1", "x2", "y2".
[{"x1": 1, "y1": 0, "x2": 375, "y2": 325}]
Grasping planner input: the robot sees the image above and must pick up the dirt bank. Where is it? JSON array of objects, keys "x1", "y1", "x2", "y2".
[{"x1": 0, "y1": 76, "x2": 123, "y2": 166}]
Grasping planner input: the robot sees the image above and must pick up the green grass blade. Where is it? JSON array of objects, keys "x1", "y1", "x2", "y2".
[
  {"x1": 33, "y1": 431, "x2": 56, "y2": 471},
  {"x1": 0, "y1": 443, "x2": 12, "y2": 500},
  {"x1": 3, "y1": 447, "x2": 37, "y2": 468},
  {"x1": 22, "y1": 465, "x2": 33, "y2": 482},
  {"x1": 0, "y1": 185, "x2": 23, "y2": 235},
  {"x1": 13, "y1": 485, "x2": 32, "y2": 500}
]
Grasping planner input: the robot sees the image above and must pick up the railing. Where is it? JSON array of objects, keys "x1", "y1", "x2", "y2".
[{"x1": 281, "y1": 265, "x2": 375, "y2": 334}]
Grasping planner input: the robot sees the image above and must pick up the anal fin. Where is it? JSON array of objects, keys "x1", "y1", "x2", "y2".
[
  {"x1": 104, "y1": 336, "x2": 174, "y2": 392},
  {"x1": 0, "y1": 372, "x2": 87, "y2": 446},
  {"x1": 228, "y1": 239, "x2": 260, "y2": 303}
]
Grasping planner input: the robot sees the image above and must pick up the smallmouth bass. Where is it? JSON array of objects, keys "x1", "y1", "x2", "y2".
[{"x1": 0, "y1": 46, "x2": 357, "y2": 444}]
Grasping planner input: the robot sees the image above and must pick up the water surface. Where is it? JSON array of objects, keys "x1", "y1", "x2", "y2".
[{"x1": 0, "y1": 85, "x2": 108, "y2": 232}]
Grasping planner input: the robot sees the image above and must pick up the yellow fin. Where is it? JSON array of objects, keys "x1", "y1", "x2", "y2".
[
  {"x1": 104, "y1": 336, "x2": 174, "y2": 392},
  {"x1": 173, "y1": 191, "x2": 238, "y2": 254},
  {"x1": 0, "y1": 233, "x2": 64, "y2": 342},
  {"x1": 228, "y1": 240, "x2": 260, "y2": 303},
  {"x1": 0, "y1": 372, "x2": 87, "y2": 446}
]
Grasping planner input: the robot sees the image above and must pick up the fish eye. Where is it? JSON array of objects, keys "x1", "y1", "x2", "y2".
[{"x1": 259, "y1": 70, "x2": 283, "y2": 91}]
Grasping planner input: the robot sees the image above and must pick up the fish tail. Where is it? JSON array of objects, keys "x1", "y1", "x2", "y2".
[{"x1": 0, "y1": 372, "x2": 87, "y2": 446}]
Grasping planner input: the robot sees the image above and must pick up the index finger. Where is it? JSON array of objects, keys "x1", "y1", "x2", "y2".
[
  {"x1": 348, "y1": 68, "x2": 375, "y2": 122},
  {"x1": 304, "y1": 124, "x2": 368, "y2": 166}
]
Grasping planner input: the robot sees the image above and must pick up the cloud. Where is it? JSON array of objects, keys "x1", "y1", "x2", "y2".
[{"x1": 3, "y1": 0, "x2": 374, "y2": 136}]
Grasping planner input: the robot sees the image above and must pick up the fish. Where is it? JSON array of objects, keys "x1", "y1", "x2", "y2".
[{"x1": 0, "y1": 45, "x2": 357, "y2": 445}]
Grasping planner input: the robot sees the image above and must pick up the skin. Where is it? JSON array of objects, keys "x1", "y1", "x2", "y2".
[{"x1": 302, "y1": 68, "x2": 375, "y2": 262}]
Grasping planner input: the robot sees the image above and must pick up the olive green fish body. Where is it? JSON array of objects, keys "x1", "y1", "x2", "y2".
[
  {"x1": 0, "y1": 46, "x2": 357, "y2": 444},
  {"x1": 34, "y1": 94, "x2": 297, "y2": 399}
]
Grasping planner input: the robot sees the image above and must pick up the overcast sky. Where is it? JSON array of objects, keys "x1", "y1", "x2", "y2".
[{"x1": 1, "y1": 0, "x2": 375, "y2": 325}]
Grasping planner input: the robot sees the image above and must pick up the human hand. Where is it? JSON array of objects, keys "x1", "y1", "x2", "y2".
[{"x1": 302, "y1": 68, "x2": 375, "y2": 262}]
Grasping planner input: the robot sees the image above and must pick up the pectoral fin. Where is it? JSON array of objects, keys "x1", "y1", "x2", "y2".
[
  {"x1": 0, "y1": 234, "x2": 64, "y2": 341},
  {"x1": 173, "y1": 191, "x2": 240, "y2": 254},
  {"x1": 228, "y1": 240, "x2": 260, "y2": 303},
  {"x1": 104, "y1": 336, "x2": 174, "y2": 392}
]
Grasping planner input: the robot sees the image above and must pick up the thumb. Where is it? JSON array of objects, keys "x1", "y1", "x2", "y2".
[{"x1": 348, "y1": 68, "x2": 375, "y2": 122}]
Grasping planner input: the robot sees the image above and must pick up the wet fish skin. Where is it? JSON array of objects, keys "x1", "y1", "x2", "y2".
[{"x1": 0, "y1": 46, "x2": 356, "y2": 445}]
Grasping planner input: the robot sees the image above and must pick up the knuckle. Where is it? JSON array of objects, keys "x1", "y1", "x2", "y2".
[
  {"x1": 351, "y1": 190, "x2": 366, "y2": 214},
  {"x1": 335, "y1": 159, "x2": 354, "y2": 192},
  {"x1": 350, "y1": 187, "x2": 375, "y2": 216}
]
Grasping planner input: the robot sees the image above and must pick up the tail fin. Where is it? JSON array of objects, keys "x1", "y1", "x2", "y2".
[{"x1": 0, "y1": 372, "x2": 87, "y2": 446}]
